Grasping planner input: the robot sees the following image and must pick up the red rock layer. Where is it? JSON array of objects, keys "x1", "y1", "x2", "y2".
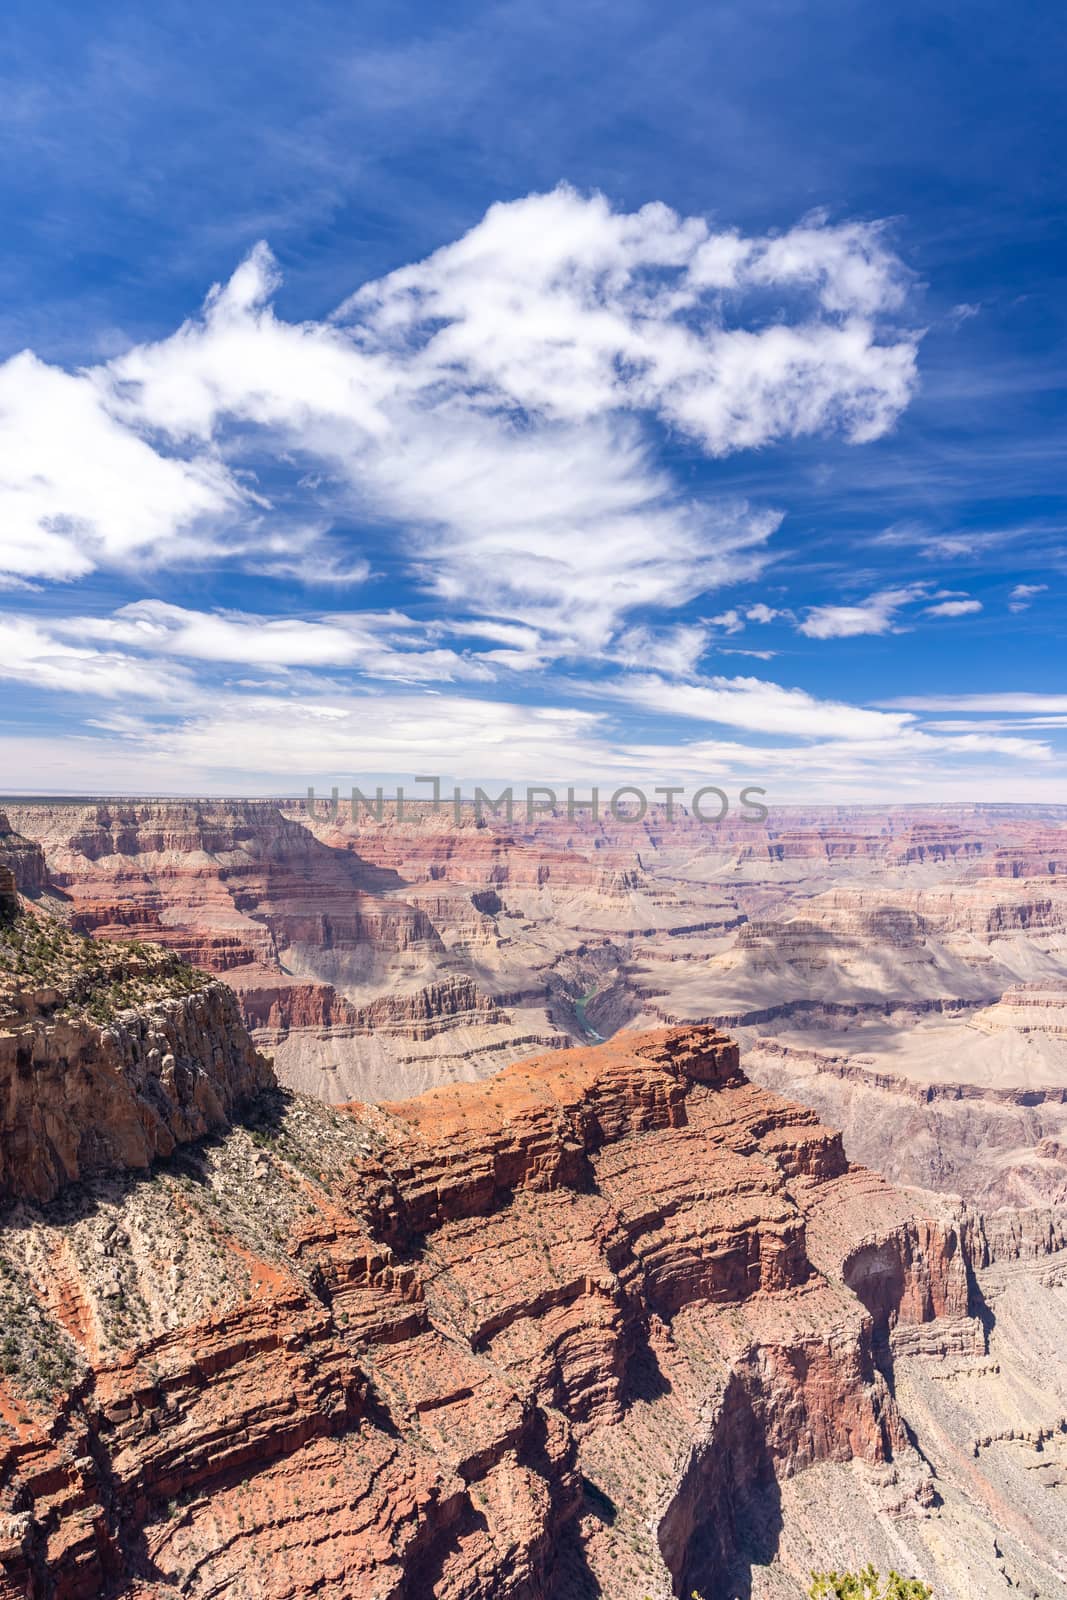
[{"x1": 0, "y1": 1026, "x2": 970, "y2": 1599}]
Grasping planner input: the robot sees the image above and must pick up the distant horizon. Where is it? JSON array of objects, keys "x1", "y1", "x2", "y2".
[{"x1": 5, "y1": 791, "x2": 1067, "y2": 816}]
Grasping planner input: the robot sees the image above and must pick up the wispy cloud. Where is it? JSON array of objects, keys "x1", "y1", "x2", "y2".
[
  {"x1": 597, "y1": 671, "x2": 918, "y2": 740},
  {"x1": 923, "y1": 597, "x2": 981, "y2": 617},
  {"x1": 886, "y1": 693, "x2": 1067, "y2": 713},
  {"x1": 1, "y1": 189, "x2": 919, "y2": 661},
  {"x1": 51, "y1": 601, "x2": 497, "y2": 683},
  {"x1": 0, "y1": 615, "x2": 194, "y2": 700},
  {"x1": 1008, "y1": 582, "x2": 1048, "y2": 613},
  {"x1": 798, "y1": 584, "x2": 927, "y2": 638}
]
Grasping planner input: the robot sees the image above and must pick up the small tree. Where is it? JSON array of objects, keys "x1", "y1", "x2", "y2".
[{"x1": 809, "y1": 1567, "x2": 932, "y2": 1599}]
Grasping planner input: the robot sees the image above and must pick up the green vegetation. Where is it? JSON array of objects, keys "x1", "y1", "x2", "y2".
[
  {"x1": 0, "y1": 908, "x2": 207, "y2": 1021},
  {"x1": 0, "y1": 1256, "x2": 83, "y2": 1401},
  {"x1": 808, "y1": 1569, "x2": 933, "y2": 1599}
]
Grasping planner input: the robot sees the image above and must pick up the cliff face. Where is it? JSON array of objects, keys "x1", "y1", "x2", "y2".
[
  {"x1": 748, "y1": 1037, "x2": 1067, "y2": 1208},
  {"x1": 0, "y1": 981, "x2": 272, "y2": 1204},
  {"x1": 0, "y1": 819, "x2": 47, "y2": 899},
  {"x1": 0, "y1": 1018, "x2": 1023, "y2": 1600},
  {"x1": 4, "y1": 802, "x2": 441, "y2": 972},
  {"x1": 0, "y1": 905, "x2": 273, "y2": 1206}
]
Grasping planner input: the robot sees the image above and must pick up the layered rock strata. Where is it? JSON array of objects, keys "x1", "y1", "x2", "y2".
[
  {"x1": 4, "y1": 1018, "x2": 1058, "y2": 1599},
  {"x1": 10, "y1": 801, "x2": 1067, "y2": 1207}
]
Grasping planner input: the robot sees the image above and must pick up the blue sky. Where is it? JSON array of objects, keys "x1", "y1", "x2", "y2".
[{"x1": 0, "y1": 0, "x2": 1064, "y2": 799}]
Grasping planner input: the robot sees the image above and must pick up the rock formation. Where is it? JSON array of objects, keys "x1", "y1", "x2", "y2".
[
  {"x1": 0, "y1": 905, "x2": 272, "y2": 1205},
  {"x1": 3, "y1": 962, "x2": 1067, "y2": 1598}
]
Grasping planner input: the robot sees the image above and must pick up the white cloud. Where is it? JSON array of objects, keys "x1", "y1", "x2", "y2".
[
  {"x1": 1009, "y1": 583, "x2": 1047, "y2": 613},
  {"x1": 596, "y1": 671, "x2": 1053, "y2": 764},
  {"x1": 106, "y1": 241, "x2": 393, "y2": 445},
  {"x1": 923, "y1": 597, "x2": 982, "y2": 618},
  {"x1": 0, "y1": 189, "x2": 919, "y2": 643},
  {"x1": 608, "y1": 623, "x2": 711, "y2": 676},
  {"x1": 0, "y1": 616, "x2": 192, "y2": 699},
  {"x1": 436, "y1": 618, "x2": 552, "y2": 672},
  {"x1": 924, "y1": 717, "x2": 1067, "y2": 731},
  {"x1": 799, "y1": 584, "x2": 926, "y2": 638},
  {"x1": 597, "y1": 671, "x2": 917, "y2": 740},
  {"x1": 0, "y1": 352, "x2": 239, "y2": 582},
  {"x1": 707, "y1": 601, "x2": 788, "y2": 637},
  {"x1": 54, "y1": 600, "x2": 494, "y2": 682},
  {"x1": 886, "y1": 693, "x2": 1067, "y2": 713},
  {"x1": 350, "y1": 412, "x2": 781, "y2": 647},
  {"x1": 347, "y1": 188, "x2": 917, "y2": 454},
  {"x1": 0, "y1": 660, "x2": 1054, "y2": 800},
  {"x1": 118, "y1": 689, "x2": 618, "y2": 788}
]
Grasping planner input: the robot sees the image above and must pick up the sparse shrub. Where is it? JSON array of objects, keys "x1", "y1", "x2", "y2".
[{"x1": 809, "y1": 1569, "x2": 933, "y2": 1599}]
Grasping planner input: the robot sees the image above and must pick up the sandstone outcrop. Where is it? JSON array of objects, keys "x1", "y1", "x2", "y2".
[
  {"x1": 0, "y1": 978, "x2": 272, "y2": 1204},
  {"x1": 0, "y1": 906, "x2": 273, "y2": 1205}
]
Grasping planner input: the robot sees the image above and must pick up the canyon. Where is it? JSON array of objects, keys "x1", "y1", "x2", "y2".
[
  {"x1": 4, "y1": 801, "x2": 1067, "y2": 1595},
  {"x1": 1, "y1": 914, "x2": 1066, "y2": 1598},
  {"x1": 7, "y1": 798, "x2": 1067, "y2": 1205}
]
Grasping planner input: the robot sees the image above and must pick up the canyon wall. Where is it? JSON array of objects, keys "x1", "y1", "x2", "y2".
[{"x1": 0, "y1": 819, "x2": 46, "y2": 899}]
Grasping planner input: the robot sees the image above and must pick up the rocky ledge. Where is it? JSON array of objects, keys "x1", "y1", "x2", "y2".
[{"x1": 0, "y1": 909, "x2": 273, "y2": 1205}]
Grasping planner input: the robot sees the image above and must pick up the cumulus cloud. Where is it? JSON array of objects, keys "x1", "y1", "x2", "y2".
[
  {"x1": 343, "y1": 191, "x2": 916, "y2": 454},
  {"x1": 707, "y1": 602, "x2": 787, "y2": 637}
]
